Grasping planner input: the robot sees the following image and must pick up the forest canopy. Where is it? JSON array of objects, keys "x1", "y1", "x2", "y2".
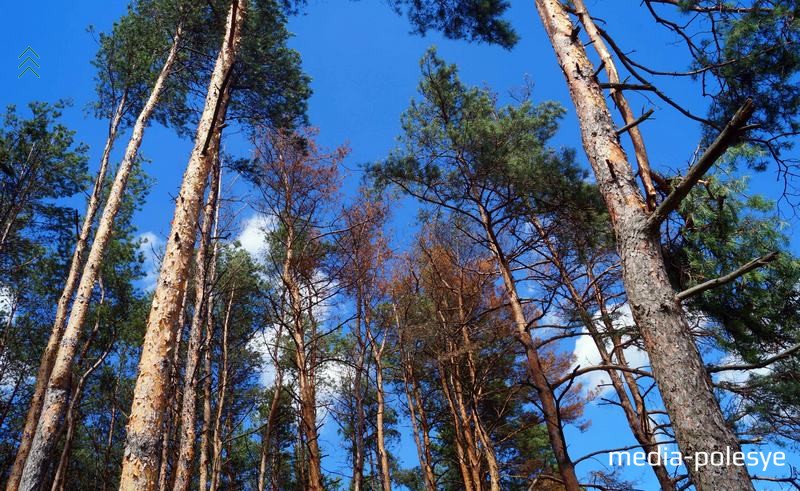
[{"x1": 1, "y1": 1, "x2": 799, "y2": 490}]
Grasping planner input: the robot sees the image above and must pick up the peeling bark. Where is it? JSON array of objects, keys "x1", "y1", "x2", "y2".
[
  {"x1": 118, "y1": 2, "x2": 245, "y2": 488},
  {"x1": 6, "y1": 92, "x2": 127, "y2": 491},
  {"x1": 18, "y1": 29, "x2": 184, "y2": 491}
]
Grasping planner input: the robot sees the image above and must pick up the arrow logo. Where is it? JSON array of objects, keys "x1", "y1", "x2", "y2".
[{"x1": 18, "y1": 46, "x2": 40, "y2": 79}]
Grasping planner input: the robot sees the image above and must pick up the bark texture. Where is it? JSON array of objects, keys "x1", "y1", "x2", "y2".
[
  {"x1": 171, "y1": 127, "x2": 223, "y2": 491},
  {"x1": 6, "y1": 93, "x2": 126, "y2": 491},
  {"x1": 531, "y1": 1, "x2": 754, "y2": 488},
  {"x1": 18, "y1": 33, "x2": 182, "y2": 491},
  {"x1": 118, "y1": 2, "x2": 245, "y2": 488}
]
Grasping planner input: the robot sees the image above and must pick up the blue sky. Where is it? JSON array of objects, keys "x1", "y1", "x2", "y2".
[{"x1": 2, "y1": 0, "x2": 798, "y2": 489}]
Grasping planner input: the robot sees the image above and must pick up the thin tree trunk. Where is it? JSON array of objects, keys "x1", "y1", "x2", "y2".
[
  {"x1": 198, "y1": 311, "x2": 215, "y2": 491},
  {"x1": 101, "y1": 352, "x2": 124, "y2": 491},
  {"x1": 209, "y1": 289, "x2": 234, "y2": 491},
  {"x1": 351, "y1": 300, "x2": 366, "y2": 491},
  {"x1": 158, "y1": 276, "x2": 190, "y2": 491},
  {"x1": 374, "y1": 347, "x2": 392, "y2": 491},
  {"x1": 435, "y1": 363, "x2": 475, "y2": 491},
  {"x1": 198, "y1": 174, "x2": 223, "y2": 491},
  {"x1": 19, "y1": 33, "x2": 183, "y2": 488},
  {"x1": 476, "y1": 203, "x2": 579, "y2": 490},
  {"x1": 531, "y1": 218, "x2": 674, "y2": 490},
  {"x1": 172, "y1": 153, "x2": 223, "y2": 491},
  {"x1": 6, "y1": 92, "x2": 127, "y2": 491},
  {"x1": 366, "y1": 322, "x2": 391, "y2": 491},
  {"x1": 395, "y1": 306, "x2": 436, "y2": 491},
  {"x1": 119, "y1": 3, "x2": 245, "y2": 488},
  {"x1": 531, "y1": 1, "x2": 753, "y2": 489},
  {"x1": 51, "y1": 335, "x2": 114, "y2": 491},
  {"x1": 259, "y1": 322, "x2": 285, "y2": 491}
]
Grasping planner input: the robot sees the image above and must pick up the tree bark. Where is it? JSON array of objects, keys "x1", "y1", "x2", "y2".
[
  {"x1": 6, "y1": 92, "x2": 127, "y2": 491},
  {"x1": 157, "y1": 276, "x2": 190, "y2": 491},
  {"x1": 209, "y1": 289, "x2": 234, "y2": 491},
  {"x1": 395, "y1": 306, "x2": 436, "y2": 491},
  {"x1": 171, "y1": 142, "x2": 223, "y2": 491},
  {"x1": 368, "y1": 330, "x2": 392, "y2": 491},
  {"x1": 18, "y1": 29, "x2": 184, "y2": 490},
  {"x1": 530, "y1": 1, "x2": 754, "y2": 488},
  {"x1": 118, "y1": 2, "x2": 245, "y2": 488},
  {"x1": 476, "y1": 203, "x2": 579, "y2": 490}
]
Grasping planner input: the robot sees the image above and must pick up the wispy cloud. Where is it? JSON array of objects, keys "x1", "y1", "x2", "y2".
[{"x1": 236, "y1": 214, "x2": 273, "y2": 260}]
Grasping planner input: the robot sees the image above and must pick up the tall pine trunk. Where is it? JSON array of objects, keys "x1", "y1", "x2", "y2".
[
  {"x1": 18, "y1": 29, "x2": 183, "y2": 490},
  {"x1": 171, "y1": 135, "x2": 223, "y2": 491},
  {"x1": 6, "y1": 92, "x2": 127, "y2": 491},
  {"x1": 531, "y1": 1, "x2": 753, "y2": 488},
  {"x1": 118, "y1": 2, "x2": 245, "y2": 488}
]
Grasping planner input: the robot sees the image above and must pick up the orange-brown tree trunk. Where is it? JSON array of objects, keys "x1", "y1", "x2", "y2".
[
  {"x1": 6, "y1": 92, "x2": 127, "y2": 491},
  {"x1": 118, "y1": 2, "x2": 245, "y2": 488},
  {"x1": 18, "y1": 30, "x2": 184, "y2": 491},
  {"x1": 171, "y1": 144, "x2": 223, "y2": 491},
  {"x1": 476, "y1": 203, "x2": 579, "y2": 490}
]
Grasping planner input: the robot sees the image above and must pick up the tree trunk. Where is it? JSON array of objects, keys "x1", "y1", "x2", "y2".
[
  {"x1": 209, "y1": 289, "x2": 234, "y2": 491},
  {"x1": 370, "y1": 335, "x2": 391, "y2": 491},
  {"x1": 172, "y1": 148, "x2": 223, "y2": 491},
  {"x1": 51, "y1": 335, "x2": 114, "y2": 491},
  {"x1": 118, "y1": 2, "x2": 245, "y2": 488},
  {"x1": 6, "y1": 92, "x2": 127, "y2": 491},
  {"x1": 351, "y1": 300, "x2": 366, "y2": 491},
  {"x1": 435, "y1": 363, "x2": 475, "y2": 491},
  {"x1": 395, "y1": 306, "x2": 436, "y2": 491},
  {"x1": 530, "y1": 1, "x2": 754, "y2": 489},
  {"x1": 532, "y1": 218, "x2": 674, "y2": 490},
  {"x1": 476, "y1": 203, "x2": 579, "y2": 490},
  {"x1": 18, "y1": 31, "x2": 184, "y2": 490},
  {"x1": 157, "y1": 276, "x2": 190, "y2": 491}
]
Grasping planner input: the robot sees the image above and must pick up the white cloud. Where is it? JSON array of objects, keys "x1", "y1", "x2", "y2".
[
  {"x1": 247, "y1": 326, "x2": 279, "y2": 387},
  {"x1": 237, "y1": 214, "x2": 273, "y2": 260},
  {"x1": 571, "y1": 303, "x2": 650, "y2": 398},
  {"x1": 137, "y1": 231, "x2": 164, "y2": 292}
]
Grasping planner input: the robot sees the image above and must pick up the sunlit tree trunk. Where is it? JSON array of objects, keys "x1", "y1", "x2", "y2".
[
  {"x1": 18, "y1": 29, "x2": 184, "y2": 490},
  {"x1": 172, "y1": 147, "x2": 223, "y2": 491},
  {"x1": 158, "y1": 277, "x2": 190, "y2": 491},
  {"x1": 531, "y1": 1, "x2": 753, "y2": 489},
  {"x1": 476, "y1": 203, "x2": 579, "y2": 490},
  {"x1": 6, "y1": 91, "x2": 127, "y2": 491},
  {"x1": 118, "y1": 2, "x2": 245, "y2": 488}
]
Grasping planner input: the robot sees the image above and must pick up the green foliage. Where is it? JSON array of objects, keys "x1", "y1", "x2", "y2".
[
  {"x1": 231, "y1": 0, "x2": 311, "y2": 131},
  {"x1": 692, "y1": 1, "x2": 800, "y2": 151},
  {"x1": 387, "y1": 0, "x2": 518, "y2": 48}
]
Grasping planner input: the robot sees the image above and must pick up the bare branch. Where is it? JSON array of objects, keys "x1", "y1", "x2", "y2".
[
  {"x1": 646, "y1": 99, "x2": 755, "y2": 232},
  {"x1": 677, "y1": 251, "x2": 779, "y2": 301},
  {"x1": 709, "y1": 342, "x2": 800, "y2": 374},
  {"x1": 616, "y1": 109, "x2": 654, "y2": 136}
]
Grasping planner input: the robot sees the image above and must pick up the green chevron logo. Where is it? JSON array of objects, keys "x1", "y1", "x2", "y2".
[{"x1": 18, "y1": 46, "x2": 40, "y2": 78}]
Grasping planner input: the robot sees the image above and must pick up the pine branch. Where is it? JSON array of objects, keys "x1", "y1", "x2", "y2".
[
  {"x1": 676, "y1": 251, "x2": 779, "y2": 301},
  {"x1": 646, "y1": 99, "x2": 755, "y2": 232},
  {"x1": 616, "y1": 109, "x2": 654, "y2": 136},
  {"x1": 708, "y1": 342, "x2": 800, "y2": 374}
]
